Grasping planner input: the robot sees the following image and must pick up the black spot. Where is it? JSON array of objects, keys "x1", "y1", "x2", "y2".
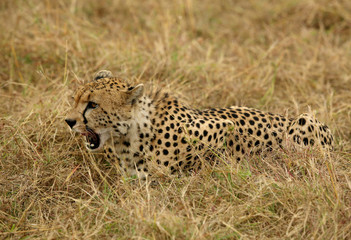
[
  {"x1": 164, "y1": 133, "x2": 170, "y2": 139},
  {"x1": 293, "y1": 135, "x2": 301, "y2": 144},
  {"x1": 173, "y1": 134, "x2": 178, "y2": 141},
  {"x1": 165, "y1": 142, "x2": 171, "y2": 147},
  {"x1": 289, "y1": 129, "x2": 294, "y2": 135},
  {"x1": 249, "y1": 120, "x2": 255, "y2": 125},
  {"x1": 303, "y1": 138, "x2": 309, "y2": 146},
  {"x1": 163, "y1": 149, "x2": 169, "y2": 155},
  {"x1": 229, "y1": 140, "x2": 234, "y2": 146},
  {"x1": 298, "y1": 118, "x2": 306, "y2": 126},
  {"x1": 264, "y1": 134, "x2": 269, "y2": 140},
  {"x1": 137, "y1": 159, "x2": 145, "y2": 166},
  {"x1": 308, "y1": 125, "x2": 314, "y2": 132},
  {"x1": 248, "y1": 128, "x2": 253, "y2": 135},
  {"x1": 236, "y1": 145, "x2": 240, "y2": 152},
  {"x1": 139, "y1": 145, "x2": 144, "y2": 151},
  {"x1": 164, "y1": 161, "x2": 169, "y2": 166},
  {"x1": 257, "y1": 130, "x2": 262, "y2": 136},
  {"x1": 240, "y1": 120, "x2": 245, "y2": 126}
]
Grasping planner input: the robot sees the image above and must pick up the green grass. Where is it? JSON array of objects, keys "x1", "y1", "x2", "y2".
[{"x1": 0, "y1": 0, "x2": 351, "y2": 239}]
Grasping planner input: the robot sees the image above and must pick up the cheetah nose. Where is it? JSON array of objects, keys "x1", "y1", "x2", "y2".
[{"x1": 65, "y1": 119, "x2": 77, "y2": 129}]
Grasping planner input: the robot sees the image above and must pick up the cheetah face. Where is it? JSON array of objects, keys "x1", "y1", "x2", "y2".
[{"x1": 65, "y1": 74, "x2": 144, "y2": 151}]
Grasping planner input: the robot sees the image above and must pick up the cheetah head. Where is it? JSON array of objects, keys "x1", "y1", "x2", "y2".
[{"x1": 65, "y1": 70, "x2": 144, "y2": 151}]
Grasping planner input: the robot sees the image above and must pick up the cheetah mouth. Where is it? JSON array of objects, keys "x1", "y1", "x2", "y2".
[{"x1": 82, "y1": 127, "x2": 100, "y2": 150}]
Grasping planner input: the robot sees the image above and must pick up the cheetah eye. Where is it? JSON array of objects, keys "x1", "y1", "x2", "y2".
[{"x1": 87, "y1": 101, "x2": 98, "y2": 109}]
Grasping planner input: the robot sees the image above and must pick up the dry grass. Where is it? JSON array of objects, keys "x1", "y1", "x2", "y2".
[{"x1": 1, "y1": 0, "x2": 351, "y2": 239}]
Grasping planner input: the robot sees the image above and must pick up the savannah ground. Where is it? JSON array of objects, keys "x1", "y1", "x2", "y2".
[{"x1": 0, "y1": 0, "x2": 350, "y2": 239}]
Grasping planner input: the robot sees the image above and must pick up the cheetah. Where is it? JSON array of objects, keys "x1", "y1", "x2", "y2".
[{"x1": 65, "y1": 70, "x2": 334, "y2": 179}]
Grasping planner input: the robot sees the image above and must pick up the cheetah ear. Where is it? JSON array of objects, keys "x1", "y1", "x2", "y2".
[
  {"x1": 125, "y1": 84, "x2": 144, "y2": 104},
  {"x1": 93, "y1": 70, "x2": 113, "y2": 81}
]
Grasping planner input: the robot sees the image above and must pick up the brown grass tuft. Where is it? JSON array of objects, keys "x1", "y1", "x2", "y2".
[{"x1": 0, "y1": 0, "x2": 350, "y2": 239}]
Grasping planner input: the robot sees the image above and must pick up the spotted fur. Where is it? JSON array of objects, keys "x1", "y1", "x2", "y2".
[{"x1": 65, "y1": 70, "x2": 334, "y2": 179}]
